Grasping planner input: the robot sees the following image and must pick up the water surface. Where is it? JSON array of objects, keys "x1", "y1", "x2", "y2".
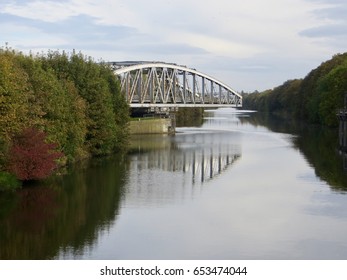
[{"x1": 1, "y1": 109, "x2": 347, "y2": 259}]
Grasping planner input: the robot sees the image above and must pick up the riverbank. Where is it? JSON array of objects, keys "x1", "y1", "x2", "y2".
[{"x1": 242, "y1": 52, "x2": 347, "y2": 127}]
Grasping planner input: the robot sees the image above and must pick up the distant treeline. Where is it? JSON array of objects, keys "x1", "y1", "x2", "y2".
[
  {"x1": 0, "y1": 48, "x2": 129, "y2": 188},
  {"x1": 243, "y1": 53, "x2": 347, "y2": 127}
]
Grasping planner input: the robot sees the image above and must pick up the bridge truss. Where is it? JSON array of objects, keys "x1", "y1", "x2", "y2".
[{"x1": 111, "y1": 61, "x2": 242, "y2": 108}]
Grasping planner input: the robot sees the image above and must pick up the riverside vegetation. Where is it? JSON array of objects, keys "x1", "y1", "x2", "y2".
[
  {"x1": 243, "y1": 53, "x2": 347, "y2": 127},
  {"x1": 0, "y1": 47, "x2": 129, "y2": 191},
  {"x1": 2, "y1": 49, "x2": 346, "y2": 190}
]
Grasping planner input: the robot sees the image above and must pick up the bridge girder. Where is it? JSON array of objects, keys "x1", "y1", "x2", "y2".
[{"x1": 111, "y1": 62, "x2": 242, "y2": 108}]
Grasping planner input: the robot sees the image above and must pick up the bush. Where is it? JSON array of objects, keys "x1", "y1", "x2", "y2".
[
  {"x1": 7, "y1": 127, "x2": 63, "y2": 181},
  {"x1": 0, "y1": 171, "x2": 20, "y2": 191}
]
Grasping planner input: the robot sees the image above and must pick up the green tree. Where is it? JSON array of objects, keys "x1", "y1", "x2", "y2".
[
  {"x1": 243, "y1": 52, "x2": 347, "y2": 127},
  {"x1": 299, "y1": 53, "x2": 347, "y2": 123},
  {"x1": 100, "y1": 63, "x2": 129, "y2": 151},
  {"x1": 41, "y1": 51, "x2": 128, "y2": 155},
  {"x1": 1, "y1": 48, "x2": 130, "y2": 183},
  {"x1": 17, "y1": 54, "x2": 88, "y2": 162},
  {"x1": 318, "y1": 62, "x2": 347, "y2": 126},
  {"x1": 0, "y1": 50, "x2": 36, "y2": 168}
]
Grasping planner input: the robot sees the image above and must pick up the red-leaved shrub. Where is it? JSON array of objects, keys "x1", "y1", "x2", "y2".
[{"x1": 8, "y1": 127, "x2": 63, "y2": 181}]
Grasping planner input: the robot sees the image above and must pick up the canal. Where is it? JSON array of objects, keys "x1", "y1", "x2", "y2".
[{"x1": 1, "y1": 108, "x2": 347, "y2": 259}]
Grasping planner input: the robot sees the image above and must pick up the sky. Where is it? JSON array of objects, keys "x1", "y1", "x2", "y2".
[{"x1": 1, "y1": 0, "x2": 346, "y2": 92}]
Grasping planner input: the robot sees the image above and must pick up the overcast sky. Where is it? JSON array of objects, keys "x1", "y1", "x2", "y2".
[{"x1": 1, "y1": 0, "x2": 346, "y2": 92}]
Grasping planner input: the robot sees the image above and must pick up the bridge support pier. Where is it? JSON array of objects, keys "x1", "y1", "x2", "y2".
[{"x1": 129, "y1": 113, "x2": 176, "y2": 135}]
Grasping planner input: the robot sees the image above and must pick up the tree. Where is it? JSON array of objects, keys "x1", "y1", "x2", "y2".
[
  {"x1": 7, "y1": 127, "x2": 63, "y2": 181},
  {"x1": 17, "y1": 54, "x2": 88, "y2": 163},
  {"x1": 0, "y1": 50, "x2": 36, "y2": 168},
  {"x1": 40, "y1": 51, "x2": 128, "y2": 155},
  {"x1": 1, "y1": 48, "x2": 130, "y2": 180},
  {"x1": 318, "y1": 63, "x2": 347, "y2": 126},
  {"x1": 242, "y1": 53, "x2": 347, "y2": 126}
]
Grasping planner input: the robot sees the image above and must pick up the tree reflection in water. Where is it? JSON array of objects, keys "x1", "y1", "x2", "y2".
[{"x1": 0, "y1": 155, "x2": 127, "y2": 259}]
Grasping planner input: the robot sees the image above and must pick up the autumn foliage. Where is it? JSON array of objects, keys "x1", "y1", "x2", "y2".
[
  {"x1": 1, "y1": 48, "x2": 129, "y2": 187},
  {"x1": 8, "y1": 128, "x2": 63, "y2": 181}
]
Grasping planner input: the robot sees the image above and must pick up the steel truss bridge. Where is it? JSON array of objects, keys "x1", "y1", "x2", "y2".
[{"x1": 111, "y1": 61, "x2": 242, "y2": 108}]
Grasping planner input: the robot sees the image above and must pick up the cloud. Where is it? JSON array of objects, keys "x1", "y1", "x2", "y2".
[
  {"x1": 300, "y1": 0, "x2": 347, "y2": 43},
  {"x1": 314, "y1": 5, "x2": 347, "y2": 21},
  {"x1": 300, "y1": 24, "x2": 347, "y2": 38},
  {"x1": 0, "y1": 13, "x2": 138, "y2": 51},
  {"x1": 1, "y1": 0, "x2": 346, "y2": 91},
  {"x1": 1, "y1": 0, "x2": 80, "y2": 22}
]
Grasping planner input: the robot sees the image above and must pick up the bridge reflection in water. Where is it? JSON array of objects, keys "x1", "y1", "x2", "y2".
[{"x1": 126, "y1": 130, "x2": 241, "y2": 204}]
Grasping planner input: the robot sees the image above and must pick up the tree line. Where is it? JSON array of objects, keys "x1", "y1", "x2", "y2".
[
  {"x1": 0, "y1": 47, "x2": 129, "y2": 190},
  {"x1": 243, "y1": 52, "x2": 347, "y2": 127}
]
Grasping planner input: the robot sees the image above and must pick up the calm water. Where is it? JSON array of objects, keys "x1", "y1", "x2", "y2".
[{"x1": 1, "y1": 108, "x2": 347, "y2": 260}]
